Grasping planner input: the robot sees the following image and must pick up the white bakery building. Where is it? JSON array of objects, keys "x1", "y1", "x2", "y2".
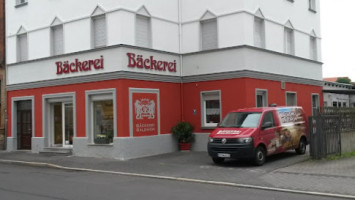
[{"x1": 6, "y1": 0, "x2": 323, "y2": 159}]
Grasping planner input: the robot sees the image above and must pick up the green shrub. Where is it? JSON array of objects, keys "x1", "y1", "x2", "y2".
[{"x1": 171, "y1": 122, "x2": 195, "y2": 143}]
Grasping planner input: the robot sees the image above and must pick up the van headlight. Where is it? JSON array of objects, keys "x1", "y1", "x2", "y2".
[
  {"x1": 238, "y1": 137, "x2": 253, "y2": 144},
  {"x1": 209, "y1": 137, "x2": 214, "y2": 143}
]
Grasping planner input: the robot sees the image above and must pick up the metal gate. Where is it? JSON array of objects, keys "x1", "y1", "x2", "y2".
[{"x1": 309, "y1": 115, "x2": 341, "y2": 159}]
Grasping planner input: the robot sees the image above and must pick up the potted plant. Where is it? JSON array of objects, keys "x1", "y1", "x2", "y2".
[{"x1": 171, "y1": 122, "x2": 195, "y2": 151}]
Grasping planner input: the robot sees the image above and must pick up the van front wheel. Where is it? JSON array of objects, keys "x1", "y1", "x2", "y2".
[{"x1": 254, "y1": 146, "x2": 266, "y2": 166}]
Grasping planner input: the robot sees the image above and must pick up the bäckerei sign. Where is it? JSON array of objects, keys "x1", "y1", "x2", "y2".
[
  {"x1": 127, "y1": 53, "x2": 177, "y2": 72},
  {"x1": 56, "y1": 56, "x2": 104, "y2": 75}
]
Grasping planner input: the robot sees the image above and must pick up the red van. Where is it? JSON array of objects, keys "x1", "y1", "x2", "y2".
[{"x1": 207, "y1": 107, "x2": 308, "y2": 166}]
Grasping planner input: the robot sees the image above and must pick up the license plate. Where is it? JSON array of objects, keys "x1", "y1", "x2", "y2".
[{"x1": 217, "y1": 153, "x2": 230, "y2": 158}]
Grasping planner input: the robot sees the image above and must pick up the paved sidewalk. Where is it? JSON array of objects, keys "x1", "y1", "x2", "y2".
[{"x1": 0, "y1": 150, "x2": 354, "y2": 198}]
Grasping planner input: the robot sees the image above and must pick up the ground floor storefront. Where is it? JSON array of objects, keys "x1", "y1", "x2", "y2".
[{"x1": 7, "y1": 77, "x2": 322, "y2": 159}]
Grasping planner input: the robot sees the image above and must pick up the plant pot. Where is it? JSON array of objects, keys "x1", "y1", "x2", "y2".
[{"x1": 179, "y1": 142, "x2": 191, "y2": 151}]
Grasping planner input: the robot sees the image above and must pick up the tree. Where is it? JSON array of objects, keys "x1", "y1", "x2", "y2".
[{"x1": 336, "y1": 77, "x2": 351, "y2": 84}]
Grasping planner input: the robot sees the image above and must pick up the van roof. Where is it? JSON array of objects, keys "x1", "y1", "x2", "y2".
[{"x1": 230, "y1": 106, "x2": 303, "y2": 113}]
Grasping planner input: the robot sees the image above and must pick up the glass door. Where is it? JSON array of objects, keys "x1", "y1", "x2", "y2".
[{"x1": 53, "y1": 102, "x2": 73, "y2": 147}]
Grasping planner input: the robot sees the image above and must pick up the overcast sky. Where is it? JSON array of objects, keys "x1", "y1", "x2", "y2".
[{"x1": 321, "y1": 0, "x2": 355, "y2": 81}]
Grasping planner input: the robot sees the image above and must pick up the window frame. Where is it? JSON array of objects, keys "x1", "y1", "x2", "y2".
[
  {"x1": 284, "y1": 27, "x2": 295, "y2": 55},
  {"x1": 200, "y1": 18, "x2": 218, "y2": 51},
  {"x1": 15, "y1": 0, "x2": 28, "y2": 8},
  {"x1": 311, "y1": 94, "x2": 320, "y2": 115},
  {"x1": 255, "y1": 89, "x2": 268, "y2": 108},
  {"x1": 17, "y1": 33, "x2": 28, "y2": 62},
  {"x1": 91, "y1": 14, "x2": 107, "y2": 49},
  {"x1": 50, "y1": 24, "x2": 64, "y2": 56},
  {"x1": 254, "y1": 16, "x2": 265, "y2": 48},
  {"x1": 310, "y1": 36, "x2": 317, "y2": 60},
  {"x1": 85, "y1": 89, "x2": 117, "y2": 145},
  {"x1": 285, "y1": 91, "x2": 297, "y2": 106},
  {"x1": 200, "y1": 90, "x2": 222, "y2": 128},
  {"x1": 135, "y1": 14, "x2": 152, "y2": 48},
  {"x1": 309, "y1": 0, "x2": 317, "y2": 12}
]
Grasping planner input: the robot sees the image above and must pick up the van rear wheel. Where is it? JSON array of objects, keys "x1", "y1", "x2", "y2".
[
  {"x1": 296, "y1": 138, "x2": 307, "y2": 155},
  {"x1": 212, "y1": 157, "x2": 225, "y2": 164},
  {"x1": 254, "y1": 146, "x2": 266, "y2": 166}
]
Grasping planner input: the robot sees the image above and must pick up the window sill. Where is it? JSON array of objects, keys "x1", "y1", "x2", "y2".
[
  {"x1": 201, "y1": 126, "x2": 217, "y2": 130},
  {"x1": 88, "y1": 143, "x2": 113, "y2": 147},
  {"x1": 15, "y1": 2, "x2": 28, "y2": 8},
  {"x1": 308, "y1": 8, "x2": 317, "y2": 13}
]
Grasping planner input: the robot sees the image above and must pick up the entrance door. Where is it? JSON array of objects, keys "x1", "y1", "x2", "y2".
[
  {"x1": 53, "y1": 102, "x2": 73, "y2": 147},
  {"x1": 17, "y1": 101, "x2": 32, "y2": 150}
]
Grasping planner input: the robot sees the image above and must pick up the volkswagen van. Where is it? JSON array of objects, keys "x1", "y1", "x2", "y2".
[{"x1": 207, "y1": 107, "x2": 308, "y2": 166}]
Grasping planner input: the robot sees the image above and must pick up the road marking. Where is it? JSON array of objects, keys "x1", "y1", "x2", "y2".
[{"x1": 1, "y1": 159, "x2": 354, "y2": 199}]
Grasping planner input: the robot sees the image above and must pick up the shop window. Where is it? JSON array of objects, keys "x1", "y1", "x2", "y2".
[
  {"x1": 256, "y1": 89, "x2": 268, "y2": 107},
  {"x1": 286, "y1": 92, "x2": 297, "y2": 106},
  {"x1": 136, "y1": 15, "x2": 151, "y2": 48},
  {"x1": 201, "y1": 18, "x2": 218, "y2": 50},
  {"x1": 92, "y1": 15, "x2": 106, "y2": 48},
  {"x1": 284, "y1": 27, "x2": 294, "y2": 55},
  {"x1": 86, "y1": 89, "x2": 116, "y2": 144},
  {"x1": 312, "y1": 94, "x2": 320, "y2": 116},
  {"x1": 254, "y1": 17, "x2": 265, "y2": 48},
  {"x1": 17, "y1": 33, "x2": 28, "y2": 62},
  {"x1": 51, "y1": 25, "x2": 64, "y2": 56},
  {"x1": 310, "y1": 36, "x2": 317, "y2": 60},
  {"x1": 201, "y1": 91, "x2": 221, "y2": 127},
  {"x1": 343, "y1": 102, "x2": 347, "y2": 107}
]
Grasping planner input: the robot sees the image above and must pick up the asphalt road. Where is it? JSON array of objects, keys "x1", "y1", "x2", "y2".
[{"x1": 0, "y1": 163, "x2": 344, "y2": 200}]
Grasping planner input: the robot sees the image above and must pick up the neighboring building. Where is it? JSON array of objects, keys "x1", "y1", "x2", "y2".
[
  {"x1": 0, "y1": 0, "x2": 5, "y2": 150},
  {"x1": 6, "y1": 0, "x2": 323, "y2": 159},
  {"x1": 323, "y1": 79, "x2": 355, "y2": 108}
]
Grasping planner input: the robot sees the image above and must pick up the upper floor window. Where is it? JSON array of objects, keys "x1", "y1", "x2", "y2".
[
  {"x1": 254, "y1": 17, "x2": 265, "y2": 48},
  {"x1": 17, "y1": 31, "x2": 28, "y2": 62},
  {"x1": 284, "y1": 28, "x2": 294, "y2": 55},
  {"x1": 91, "y1": 6, "x2": 107, "y2": 48},
  {"x1": 92, "y1": 15, "x2": 107, "y2": 48},
  {"x1": 310, "y1": 36, "x2": 317, "y2": 60},
  {"x1": 51, "y1": 25, "x2": 64, "y2": 56},
  {"x1": 309, "y1": 0, "x2": 316, "y2": 12},
  {"x1": 136, "y1": 15, "x2": 151, "y2": 48},
  {"x1": 200, "y1": 11, "x2": 218, "y2": 51}
]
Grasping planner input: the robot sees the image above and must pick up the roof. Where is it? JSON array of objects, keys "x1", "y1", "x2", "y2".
[{"x1": 323, "y1": 77, "x2": 339, "y2": 82}]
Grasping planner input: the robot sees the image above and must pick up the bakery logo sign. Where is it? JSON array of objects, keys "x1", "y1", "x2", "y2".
[
  {"x1": 135, "y1": 98, "x2": 155, "y2": 120},
  {"x1": 127, "y1": 53, "x2": 177, "y2": 73},
  {"x1": 56, "y1": 56, "x2": 104, "y2": 75}
]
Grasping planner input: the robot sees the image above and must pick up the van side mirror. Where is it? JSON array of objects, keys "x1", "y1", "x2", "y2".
[{"x1": 261, "y1": 121, "x2": 273, "y2": 130}]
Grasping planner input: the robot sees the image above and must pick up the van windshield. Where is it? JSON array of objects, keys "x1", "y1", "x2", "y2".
[{"x1": 219, "y1": 112, "x2": 262, "y2": 128}]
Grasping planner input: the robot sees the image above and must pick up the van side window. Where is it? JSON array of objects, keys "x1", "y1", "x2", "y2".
[{"x1": 262, "y1": 111, "x2": 274, "y2": 127}]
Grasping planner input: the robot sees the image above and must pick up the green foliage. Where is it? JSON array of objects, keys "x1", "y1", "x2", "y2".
[
  {"x1": 327, "y1": 151, "x2": 355, "y2": 160},
  {"x1": 336, "y1": 77, "x2": 351, "y2": 84},
  {"x1": 171, "y1": 122, "x2": 195, "y2": 143}
]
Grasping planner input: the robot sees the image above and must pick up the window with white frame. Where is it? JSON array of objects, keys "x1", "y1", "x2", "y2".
[
  {"x1": 51, "y1": 25, "x2": 64, "y2": 56},
  {"x1": 86, "y1": 90, "x2": 116, "y2": 144},
  {"x1": 309, "y1": 0, "x2": 316, "y2": 12},
  {"x1": 256, "y1": 90, "x2": 268, "y2": 107},
  {"x1": 92, "y1": 15, "x2": 106, "y2": 48},
  {"x1": 17, "y1": 33, "x2": 28, "y2": 62},
  {"x1": 286, "y1": 92, "x2": 297, "y2": 106},
  {"x1": 201, "y1": 91, "x2": 221, "y2": 127},
  {"x1": 201, "y1": 18, "x2": 218, "y2": 50},
  {"x1": 136, "y1": 14, "x2": 151, "y2": 48},
  {"x1": 254, "y1": 17, "x2": 265, "y2": 48},
  {"x1": 310, "y1": 36, "x2": 317, "y2": 60},
  {"x1": 284, "y1": 27, "x2": 294, "y2": 55}
]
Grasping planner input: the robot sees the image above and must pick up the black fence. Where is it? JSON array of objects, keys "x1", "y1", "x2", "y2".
[{"x1": 309, "y1": 107, "x2": 355, "y2": 159}]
